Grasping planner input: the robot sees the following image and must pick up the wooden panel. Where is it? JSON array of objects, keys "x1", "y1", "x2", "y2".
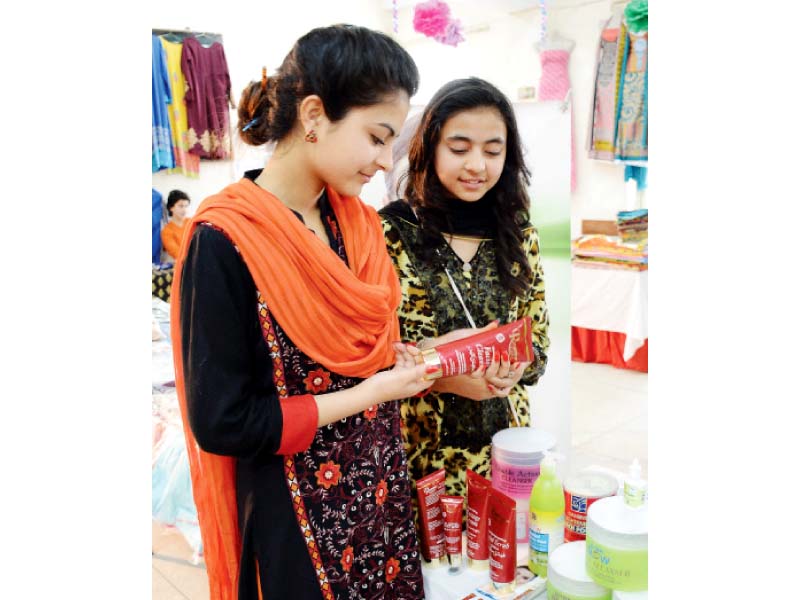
[{"x1": 581, "y1": 220, "x2": 618, "y2": 236}]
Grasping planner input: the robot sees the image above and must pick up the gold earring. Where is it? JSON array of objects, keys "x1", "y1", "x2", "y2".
[{"x1": 304, "y1": 130, "x2": 318, "y2": 143}]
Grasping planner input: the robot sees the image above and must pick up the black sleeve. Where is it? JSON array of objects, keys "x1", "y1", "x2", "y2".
[{"x1": 179, "y1": 224, "x2": 284, "y2": 461}]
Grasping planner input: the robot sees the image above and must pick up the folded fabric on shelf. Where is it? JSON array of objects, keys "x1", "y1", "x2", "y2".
[{"x1": 572, "y1": 234, "x2": 648, "y2": 270}]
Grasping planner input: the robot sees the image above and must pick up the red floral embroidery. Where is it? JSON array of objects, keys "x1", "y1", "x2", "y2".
[
  {"x1": 315, "y1": 460, "x2": 342, "y2": 490},
  {"x1": 341, "y1": 545, "x2": 354, "y2": 572},
  {"x1": 363, "y1": 404, "x2": 378, "y2": 420},
  {"x1": 375, "y1": 480, "x2": 388, "y2": 506},
  {"x1": 303, "y1": 368, "x2": 332, "y2": 393},
  {"x1": 385, "y1": 557, "x2": 400, "y2": 583}
]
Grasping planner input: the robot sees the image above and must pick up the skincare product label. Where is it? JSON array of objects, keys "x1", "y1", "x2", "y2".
[{"x1": 585, "y1": 535, "x2": 648, "y2": 591}]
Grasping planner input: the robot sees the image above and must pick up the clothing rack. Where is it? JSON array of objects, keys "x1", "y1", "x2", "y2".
[{"x1": 152, "y1": 28, "x2": 224, "y2": 45}]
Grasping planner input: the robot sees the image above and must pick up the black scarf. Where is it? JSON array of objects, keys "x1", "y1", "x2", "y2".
[{"x1": 380, "y1": 195, "x2": 495, "y2": 238}]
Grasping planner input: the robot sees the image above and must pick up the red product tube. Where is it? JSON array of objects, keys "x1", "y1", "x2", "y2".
[
  {"x1": 488, "y1": 487, "x2": 517, "y2": 594},
  {"x1": 466, "y1": 469, "x2": 491, "y2": 569},
  {"x1": 415, "y1": 469, "x2": 446, "y2": 567},
  {"x1": 419, "y1": 317, "x2": 533, "y2": 379},
  {"x1": 440, "y1": 495, "x2": 464, "y2": 570}
]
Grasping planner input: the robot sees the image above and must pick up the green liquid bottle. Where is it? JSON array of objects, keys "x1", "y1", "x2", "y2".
[{"x1": 528, "y1": 452, "x2": 565, "y2": 577}]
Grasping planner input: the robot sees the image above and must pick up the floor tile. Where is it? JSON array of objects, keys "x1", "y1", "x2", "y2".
[
  {"x1": 574, "y1": 428, "x2": 648, "y2": 468},
  {"x1": 153, "y1": 566, "x2": 188, "y2": 600},
  {"x1": 153, "y1": 557, "x2": 209, "y2": 600},
  {"x1": 571, "y1": 383, "x2": 646, "y2": 445},
  {"x1": 153, "y1": 520, "x2": 201, "y2": 563},
  {"x1": 570, "y1": 361, "x2": 648, "y2": 480},
  {"x1": 572, "y1": 361, "x2": 648, "y2": 394}
]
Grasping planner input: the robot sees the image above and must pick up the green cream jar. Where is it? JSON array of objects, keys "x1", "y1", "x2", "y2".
[{"x1": 585, "y1": 496, "x2": 647, "y2": 592}]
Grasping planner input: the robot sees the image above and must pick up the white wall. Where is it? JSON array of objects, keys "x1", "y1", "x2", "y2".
[
  {"x1": 548, "y1": 1, "x2": 644, "y2": 233},
  {"x1": 151, "y1": 0, "x2": 637, "y2": 456},
  {"x1": 152, "y1": 0, "x2": 387, "y2": 216},
  {"x1": 392, "y1": 0, "x2": 639, "y2": 234},
  {"x1": 153, "y1": 0, "x2": 636, "y2": 226}
]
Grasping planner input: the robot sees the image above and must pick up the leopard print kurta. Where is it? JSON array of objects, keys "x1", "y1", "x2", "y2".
[{"x1": 379, "y1": 202, "x2": 550, "y2": 524}]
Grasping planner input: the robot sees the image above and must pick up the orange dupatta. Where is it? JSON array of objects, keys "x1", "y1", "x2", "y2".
[{"x1": 169, "y1": 179, "x2": 401, "y2": 599}]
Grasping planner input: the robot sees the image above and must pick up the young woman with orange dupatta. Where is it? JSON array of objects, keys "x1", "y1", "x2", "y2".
[{"x1": 170, "y1": 25, "x2": 430, "y2": 600}]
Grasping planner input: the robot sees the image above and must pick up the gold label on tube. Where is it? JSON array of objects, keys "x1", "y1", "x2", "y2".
[{"x1": 421, "y1": 348, "x2": 443, "y2": 380}]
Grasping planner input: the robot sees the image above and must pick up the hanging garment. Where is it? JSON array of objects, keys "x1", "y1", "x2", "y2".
[
  {"x1": 152, "y1": 35, "x2": 175, "y2": 172},
  {"x1": 624, "y1": 165, "x2": 648, "y2": 191},
  {"x1": 615, "y1": 30, "x2": 648, "y2": 161},
  {"x1": 181, "y1": 36, "x2": 232, "y2": 160},
  {"x1": 160, "y1": 37, "x2": 201, "y2": 177},
  {"x1": 588, "y1": 19, "x2": 626, "y2": 161},
  {"x1": 538, "y1": 48, "x2": 576, "y2": 191},
  {"x1": 152, "y1": 189, "x2": 163, "y2": 264}
]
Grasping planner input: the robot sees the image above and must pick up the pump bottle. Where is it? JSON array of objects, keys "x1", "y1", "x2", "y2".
[{"x1": 528, "y1": 451, "x2": 565, "y2": 577}]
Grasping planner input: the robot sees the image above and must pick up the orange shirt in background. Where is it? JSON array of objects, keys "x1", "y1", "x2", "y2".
[{"x1": 161, "y1": 220, "x2": 188, "y2": 260}]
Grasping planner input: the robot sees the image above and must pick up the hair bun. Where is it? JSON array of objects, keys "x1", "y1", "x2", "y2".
[{"x1": 237, "y1": 79, "x2": 271, "y2": 146}]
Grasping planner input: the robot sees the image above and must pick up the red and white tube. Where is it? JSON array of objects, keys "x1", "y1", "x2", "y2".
[
  {"x1": 466, "y1": 469, "x2": 491, "y2": 570},
  {"x1": 440, "y1": 495, "x2": 464, "y2": 570},
  {"x1": 415, "y1": 469, "x2": 446, "y2": 567},
  {"x1": 419, "y1": 317, "x2": 534, "y2": 380},
  {"x1": 488, "y1": 488, "x2": 517, "y2": 594}
]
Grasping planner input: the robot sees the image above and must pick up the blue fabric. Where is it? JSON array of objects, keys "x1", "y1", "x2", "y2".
[
  {"x1": 152, "y1": 189, "x2": 163, "y2": 264},
  {"x1": 152, "y1": 35, "x2": 175, "y2": 172},
  {"x1": 152, "y1": 427, "x2": 203, "y2": 556},
  {"x1": 617, "y1": 208, "x2": 648, "y2": 219},
  {"x1": 624, "y1": 165, "x2": 648, "y2": 190}
]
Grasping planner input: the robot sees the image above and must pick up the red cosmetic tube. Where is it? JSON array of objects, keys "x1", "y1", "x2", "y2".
[
  {"x1": 419, "y1": 317, "x2": 533, "y2": 379},
  {"x1": 440, "y1": 495, "x2": 464, "y2": 570},
  {"x1": 466, "y1": 469, "x2": 491, "y2": 570},
  {"x1": 488, "y1": 488, "x2": 517, "y2": 594},
  {"x1": 415, "y1": 469, "x2": 447, "y2": 567}
]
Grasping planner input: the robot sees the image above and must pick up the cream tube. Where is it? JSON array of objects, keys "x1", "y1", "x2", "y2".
[
  {"x1": 419, "y1": 317, "x2": 534, "y2": 379},
  {"x1": 440, "y1": 495, "x2": 464, "y2": 571},
  {"x1": 488, "y1": 488, "x2": 517, "y2": 594},
  {"x1": 466, "y1": 469, "x2": 491, "y2": 570},
  {"x1": 415, "y1": 469, "x2": 446, "y2": 567}
]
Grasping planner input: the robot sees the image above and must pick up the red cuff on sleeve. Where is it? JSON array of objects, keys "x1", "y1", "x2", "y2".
[{"x1": 277, "y1": 394, "x2": 319, "y2": 455}]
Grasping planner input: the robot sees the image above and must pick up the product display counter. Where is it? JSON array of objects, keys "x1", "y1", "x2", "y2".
[
  {"x1": 570, "y1": 264, "x2": 648, "y2": 372},
  {"x1": 422, "y1": 538, "x2": 544, "y2": 600}
]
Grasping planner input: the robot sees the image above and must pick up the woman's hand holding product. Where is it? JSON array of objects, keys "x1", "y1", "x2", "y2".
[
  {"x1": 421, "y1": 321, "x2": 533, "y2": 399},
  {"x1": 315, "y1": 342, "x2": 432, "y2": 426},
  {"x1": 484, "y1": 358, "x2": 532, "y2": 397}
]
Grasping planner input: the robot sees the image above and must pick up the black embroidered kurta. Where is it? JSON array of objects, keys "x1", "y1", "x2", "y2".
[{"x1": 180, "y1": 174, "x2": 424, "y2": 599}]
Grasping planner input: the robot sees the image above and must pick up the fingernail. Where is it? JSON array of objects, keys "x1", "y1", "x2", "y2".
[
  {"x1": 487, "y1": 383, "x2": 496, "y2": 392},
  {"x1": 502, "y1": 351, "x2": 509, "y2": 362},
  {"x1": 425, "y1": 365, "x2": 439, "y2": 374},
  {"x1": 407, "y1": 341, "x2": 417, "y2": 347},
  {"x1": 512, "y1": 362, "x2": 520, "y2": 370}
]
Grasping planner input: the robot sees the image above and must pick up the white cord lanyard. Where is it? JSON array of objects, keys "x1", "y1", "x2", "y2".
[
  {"x1": 437, "y1": 249, "x2": 521, "y2": 427},
  {"x1": 442, "y1": 264, "x2": 477, "y2": 329}
]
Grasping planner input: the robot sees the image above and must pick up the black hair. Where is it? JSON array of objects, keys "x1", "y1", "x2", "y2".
[
  {"x1": 166, "y1": 189, "x2": 190, "y2": 216},
  {"x1": 237, "y1": 24, "x2": 419, "y2": 146},
  {"x1": 404, "y1": 77, "x2": 533, "y2": 299}
]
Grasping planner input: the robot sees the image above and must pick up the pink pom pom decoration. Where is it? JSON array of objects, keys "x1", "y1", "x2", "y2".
[
  {"x1": 435, "y1": 18, "x2": 465, "y2": 47},
  {"x1": 413, "y1": 0, "x2": 464, "y2": 46}
]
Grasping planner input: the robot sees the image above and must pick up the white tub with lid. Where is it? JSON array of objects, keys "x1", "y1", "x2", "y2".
[
  {"x1": 546, "y1": 540, "x2": 611, "y2": 600},
  {"x1": 585, "y1": 496, "x2": 647, "y2": 592},
  {"x1": 490, "y1": 427, "x2": 557, "y2": 543}
]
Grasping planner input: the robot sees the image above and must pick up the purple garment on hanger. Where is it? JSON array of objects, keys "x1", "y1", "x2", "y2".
[{"x1": 181, "y1": 36, "x2": 232, "y2": 159}]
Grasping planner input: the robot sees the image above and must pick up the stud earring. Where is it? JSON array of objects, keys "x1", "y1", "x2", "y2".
[{"x1": 304, "y1": 130, "x2": 318, "y2": 143}]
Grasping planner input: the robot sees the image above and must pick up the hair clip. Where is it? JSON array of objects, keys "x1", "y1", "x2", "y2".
[
  {"x1": 242, "y1": 117, "x2": 260, "y2": 132},
  {"x1": 261, "y1": 66, "x2": 268, "y2": 91}
]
